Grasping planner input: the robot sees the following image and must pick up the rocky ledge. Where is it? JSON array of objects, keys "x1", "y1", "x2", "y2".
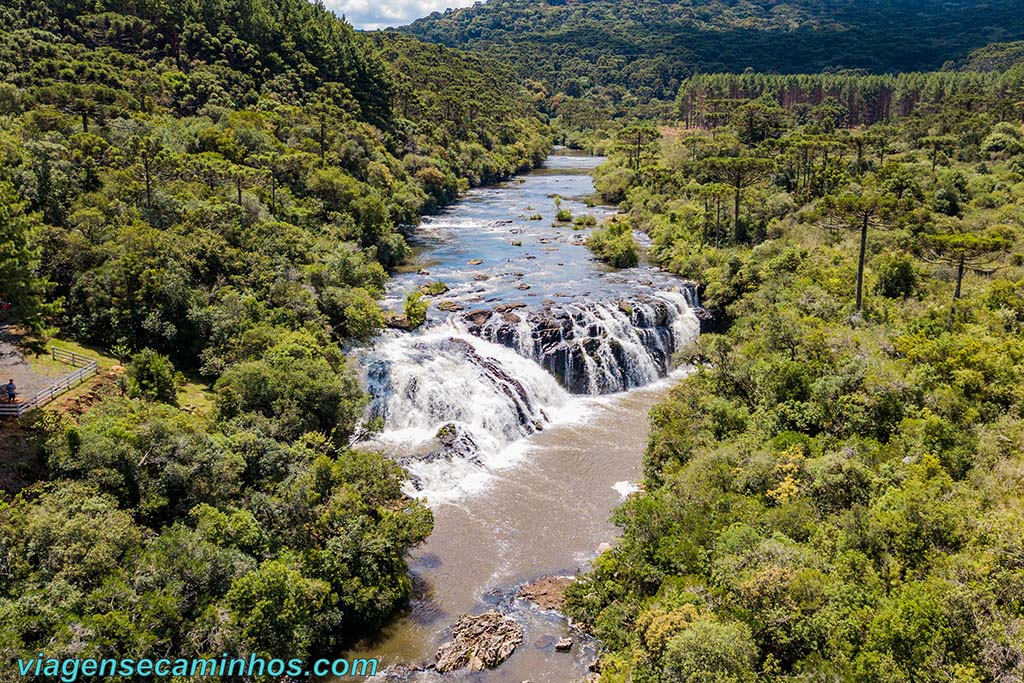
[
  {"x1": 517, "y1": 576, "x2": 575, "y2": 611},
  {"x1": 461, "y1": 292, "x2": 695, "y2": 394},
  {"x1": 435, "y1": 611, "x2": 524, "y2": 673}
]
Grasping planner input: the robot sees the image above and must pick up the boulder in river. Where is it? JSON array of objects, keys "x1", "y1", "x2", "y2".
[
  {"x1": 384, "y1": 313, "x2": 411, "y2": 330},
  {"x1": 435, "y1": 611, "x2": 524, "y2": 673},
  {"x1": 420, "y1": 281, "x2": 449, "y2": 296},
  {"x1": 465, "y1": 309, "x2": 492, "y2": 326},
  {"x1": 517, "y1": 576, "x2": 574, "y2": 611},
  {"x1": 438, "y1": 301, "x2": 465, "y2": 312}
]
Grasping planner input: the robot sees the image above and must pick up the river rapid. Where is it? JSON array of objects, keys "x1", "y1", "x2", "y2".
[{"x1": 348, "y1": 150, "x2": 700, "y2": 682}]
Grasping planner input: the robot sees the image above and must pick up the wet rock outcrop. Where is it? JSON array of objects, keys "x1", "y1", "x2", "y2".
[
  {"x1": 435, "y1": 611, "x2": 524, "y2": 673},
  {"x1": 462, "y1": 289, "x2": 698, "y2": 394},
  {"x1": 517, "y1": 576, "x2": 574, "y2": 611}
]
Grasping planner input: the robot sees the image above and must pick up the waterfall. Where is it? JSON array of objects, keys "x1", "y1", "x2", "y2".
[
  {"x1": 464, "y1": 288, "x2": 699, "y2": 394},
  {"x1": 360, "y1": 328, "x2": 575, "y2": 500},
  {"x1": 358, "y1": 286, "x2": 700, "y2": 500}
]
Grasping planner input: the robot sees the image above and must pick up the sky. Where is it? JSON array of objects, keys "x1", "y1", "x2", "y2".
[{"x1": 327, "y1": 0, "x2": 478, "y2": 30}]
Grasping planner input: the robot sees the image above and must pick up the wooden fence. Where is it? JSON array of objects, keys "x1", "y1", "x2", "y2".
[{"x1": 0, "y1": 347, "x2": 99, "y2": 418}]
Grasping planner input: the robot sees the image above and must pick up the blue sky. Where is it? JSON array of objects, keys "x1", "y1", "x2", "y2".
[{"x1": 327, "y1": 0, "x2": 478, "y2": 30}]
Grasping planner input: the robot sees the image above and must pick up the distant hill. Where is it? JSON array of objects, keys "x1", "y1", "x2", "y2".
[
  {"x1": 401, "y1": 0, "x2": 1024, "y2": 100},
  {"x1": 959, "y1": 41, "x2": 1024, "y2": 72}
]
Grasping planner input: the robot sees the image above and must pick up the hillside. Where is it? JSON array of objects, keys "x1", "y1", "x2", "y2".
[
  {"x1": 562, "y1": 54, "x2": 1024, "y2": 683},
  {"x1": 402, "y1": 0, "x2": 1024, "y2": 100},
  {"x1": 0, "y1": 0, "x2": 548, "y2": 668}
]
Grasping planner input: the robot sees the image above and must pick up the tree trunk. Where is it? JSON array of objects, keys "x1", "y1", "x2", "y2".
[
  {"x1": 716, "y1": 197, "x2": 722, "y2": 247},
  {"x1": 143, "y1": 158, "x2": 152, "y2": 208},
  {"x1": 856, "y1": 214, "x2": 868, "y2": 312},
  {"x1": 954, "y1": 253, "x2": 965, "y2": 300},
  {"x1": 319, "y1": 117, "x2": 326, "y2": 162},
  {"x1": 733, "y1": 183, "x2": 744, "y2": 243}
]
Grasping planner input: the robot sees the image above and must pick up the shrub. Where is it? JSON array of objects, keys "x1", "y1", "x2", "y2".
[
  {"x1": 587, "y1": 219, "x2": 641, "y2": 268},
  {"x1": 322, "y1": 287, "x2": 384, "y2": 341},
  {"x1": 124, "y1": 349, "x2": 179, "y2": 404},
  {"x1": 404, "y1": 291, "x2": 429, "y2": 329},
  {"x1": 873, "y1": 253, "x2": 918, "y2": 299},
  {"x1": 663, "y1": 620, "x2": 758, "y2": 683}
]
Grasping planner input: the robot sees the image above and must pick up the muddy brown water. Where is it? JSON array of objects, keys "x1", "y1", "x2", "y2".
[
  {"x1": 349, "y1": 379, "x2": 682, "y2": 682},
  {"x1": 346, "y1": 150, "x2": 695, "y2": 682}
]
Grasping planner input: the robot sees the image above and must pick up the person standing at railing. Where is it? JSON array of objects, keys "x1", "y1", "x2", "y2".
[{"x1": 5, "y1": 379, "x2": 15, "y2": 403}]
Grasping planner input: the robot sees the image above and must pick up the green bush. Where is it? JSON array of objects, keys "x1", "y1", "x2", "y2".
[
  {"x1": 663, "y1": 620, "x2": 758, "y2": 683},
  {"x1": 214, "y1": 335, "x2": 366, "y2": 444},
  {"x1": 404, "y1": 291, "x2": 429, "y2": 329},
  {"x1": 587, "y1": 219, "x2": 641, "y2": 268},
  {"x1": 124, "y1": 349, "x2": 179, "y2": 405},
  {"x1": 322, "y1": 287, "x2": 385, "y2": 341},
  {"x1": 873, "y1": 253, "x2": 918, "y2": 299}
]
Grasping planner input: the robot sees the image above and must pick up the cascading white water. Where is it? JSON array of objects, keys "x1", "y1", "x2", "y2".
[
  {"x1": 358, "y1": 289, "x2": 699, "y2": 501},
  {"x1": 468, "y1": 289, "x2": 700, "y2": 394},
  {"x1": 354, "y1": 152, "x2": 705, "y2": 504},
  {"x1": 360, "y1": 324, "x2": 579, "y2": 501}
]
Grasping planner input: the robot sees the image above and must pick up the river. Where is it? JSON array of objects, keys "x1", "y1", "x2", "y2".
[{"x1": 349, "y1": 150, "x2": 699, "y2": 682}]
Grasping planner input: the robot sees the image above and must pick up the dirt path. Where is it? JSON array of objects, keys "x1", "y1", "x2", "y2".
[{"x1": 0, "y1": 325, "x2": 65, "y2": 402}]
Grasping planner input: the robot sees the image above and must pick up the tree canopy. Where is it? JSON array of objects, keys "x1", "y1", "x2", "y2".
[
  {"x1": 567, "y1": 59, "x2": 1024, "y2": 683},
  {"x1": 0, "y1": 0, "x2": 550, "y2": 667}
]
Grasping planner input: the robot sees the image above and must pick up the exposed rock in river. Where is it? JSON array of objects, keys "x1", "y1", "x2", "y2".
[
  {"x1": 462, "y1": 289, "x2": 698, "y2": 394},
  {"x1": 435, "y1": 611, "x2": 524, "y2": 673},
  {"x1": 517, "y1": 576, "x2": 574, "y2": 611}
]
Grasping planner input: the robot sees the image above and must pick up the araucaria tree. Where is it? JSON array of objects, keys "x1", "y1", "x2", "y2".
[
  {"x1": 701, "y1": 156, "x2": 774, "y2": 243},
  {"x1": 614, "y1": 125, "x2": 661, "y2": 171},
  {"x1": 924, "y1": 224, "x2": 1013, "y2": 301},
  {"x1": 818, "y1": 189, "x2": 894, "y2": 314}
]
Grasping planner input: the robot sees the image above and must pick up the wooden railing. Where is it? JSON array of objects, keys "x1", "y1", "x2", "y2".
[
  {"x1": 50, "y1": 346, "x2": 95, "y2": 368},
  {"x1": 0, "y1": 347, "x2": 99, "y2": 418}
]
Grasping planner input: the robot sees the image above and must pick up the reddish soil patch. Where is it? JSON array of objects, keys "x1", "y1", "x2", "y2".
[{"x1": 50, "y1": 366, "x2": 124, "y2": 419}]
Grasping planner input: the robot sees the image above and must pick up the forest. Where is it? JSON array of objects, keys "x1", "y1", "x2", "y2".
[
  {"x1": 0, "y1": 0, "x2": 548, "y2": 669},
  {"x1": 565, "y1": 63, "x2": 1024, "y2": 683},
  {"x1": 402, "y1": 0, "x2": 1024, "y2": 101},
  {"x1": 3, "y1": 0, "x2": 1024, "y2": 679}
]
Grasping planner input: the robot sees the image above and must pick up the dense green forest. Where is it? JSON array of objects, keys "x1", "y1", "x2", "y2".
[
  {"x1": 402, "y1": 0, "x2": 1024, "y2": 101},
  {"x1": 676, "y1": 69, "x2": 1024, "y2": 128},
  {"x1": 6, "y1": 0, "x2": 1024, "y2": 678},
  {"x1": 566, "y1": 68, "x2": 1024, "y2": 682},
  {"x1": 0, "y1": 0, "x2": 548, "y2": 668}
]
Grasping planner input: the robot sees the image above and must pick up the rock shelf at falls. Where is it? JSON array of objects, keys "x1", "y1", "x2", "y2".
[{"x1": 356, "y1": 151, "x2": 701, "y2": 499}]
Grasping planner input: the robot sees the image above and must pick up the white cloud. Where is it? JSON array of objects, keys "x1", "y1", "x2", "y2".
[{"x1": 326, "y1": 0, "x2": 479, "y2": 30}]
